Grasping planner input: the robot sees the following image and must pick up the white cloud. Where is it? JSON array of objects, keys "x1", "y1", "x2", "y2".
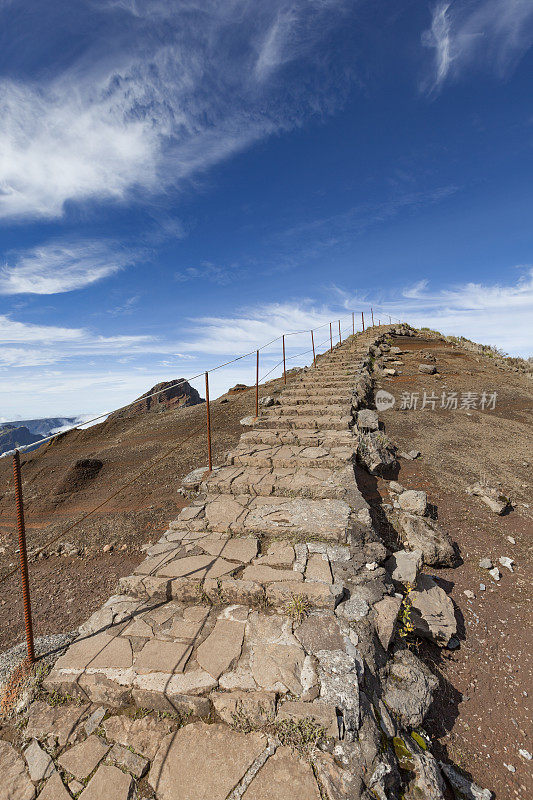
[
  {"x1": 0, "y1": 239, "x2": 137, "y2": 294},
  {"x1": 0, "y1": 314, "x2": 156, "y2": 367},
  {"x1": 0, "y1": 0, "x2": 351, "y2": 221},
  {"x1": 340, "y1": 266, "x2": 533, "y2": 356},
  {"x1": 422, "y1": 0, "x2": 533, "y2": 91}
]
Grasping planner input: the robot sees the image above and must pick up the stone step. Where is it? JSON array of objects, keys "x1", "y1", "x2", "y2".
[
  {"x1": 294, "y1": 376, "x2": 358, "y2": 388},
  {"x1": 44, "y1": 545, "x2": 349, "y2": 713},
  {"x1": 253, "y1": 414, "x2": 352, "y2": 431},
  {"x1": 167, "y1": 494, "x2": 351, "y2": 542},
  {"x1": 241, "y1": 429, "x2": 355, "y2": 448},
  {"x1": 283, "y1": 386, "x2": 352, "y2": 398},
  {"x1": 261, "y1": 403, "x2": 350, "y2": 417},
  {"x1": 202, "y1": 464, "x2": 363, "y2": 504},
  {"x1": 278, "y1": 392, "x2": 352, "y2": 405},
  {"x1": 226, "y1": 443, "x2": 353, "y2": 469}
]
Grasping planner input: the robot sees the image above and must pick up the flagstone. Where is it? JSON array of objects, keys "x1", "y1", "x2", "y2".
[
  {"x1": 134, "y1": 640, "x2": 192, "y2": 674},
  {"x1": 156, "y1": 554, "x2": 236, "y2": 580},
  {"x1": 0, "y1": 740, "x2": 35, "y2": 800},
  {"x1": 53, "y1": 632, "x2": 133, "y2": 671},
  {"x1": 196, "y1": 618, "x2": 245, "y2": 679},
  {"x1": 58, "y1": 735, "x2": 109, "y2": 781},
  {"x1": 149, "y1": 723, "x2": 267, "y2": 800},
  {"x1": 242, "y1": 746, "x2": 321, "y2": 800},
  {"x1": 79, "y1": 764, "x2": 132, "y2": 800}
]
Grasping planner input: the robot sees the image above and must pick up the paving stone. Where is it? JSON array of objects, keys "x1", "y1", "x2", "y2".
[
  {"x1": 251, "y1": 642, "x2": 308, "y2": 695},
  {"x1": 242, "y1": 565, "x2": 303, "y2": 584},
  {"x1": 79, "y1": 764, "x2": 132, "y2": 800},
  {"x1": 198, "y1": 536, "x2": 259, "y2": 562},
  {"x1": 68, "y1": 780, "x2": 85, "y2": 795},
  {"x1": 57, "y1": 735, "x2": 109, "y2": 781},
  {"x1": 53, "y1": 632, "x2": 133, "y2": 671},
  {"x1": 102, "y1": 715, "x2": 173, "y2": 760},
  {"x1": 305, "y1": 553, "x2": 333, "y2": 583},
  {"x1": 196, "y1": 618, "x2": 246, "y2": 679},
  {"x1": 253, "y1": 542, "x2": 295, "y2": 567},
  {"x1": 0, "y1": 740, "x2": 35, "y2": 800},
  {"x1": 134, "y1": 639, "x2": 192, "y2": 674},
  {"x1": 294, "y1": 614, "x2": 345, "y2": 654},
  {"x1": 211, "y1": 690, "x2": 276, "y2": 726},
  {"x1": 276, "y1": 700, "x2": 339, "y2": 737},
  {"x1": 157, "y1": 554, "x2": 236, "y2": 581},
  {"x1": 242, "y1": 745, "x2": 321, "y2": 800},
  {"x1": 23, "y1": 739, "x2": 55, "y2": 782},
  {"x1": 106, "y1": 743, "x2": 149, "y2": 778},
  {"x1": 37, "y1": 773, "x2": 72, "y2": 800},
  {"x1": 149, "y1": 722, "x2": 267, "y2": 800},
  {"x1": 84, "y1": 707, "x2": 106, "y2": 736},
  {"x1": 24, "y1": 701, "x2": 89, "y2": 747}
]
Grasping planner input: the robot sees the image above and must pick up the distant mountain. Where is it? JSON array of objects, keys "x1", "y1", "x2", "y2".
[
  {"x1": 107, "y1": 379, "x2": 203, "y2": 421},
  {"x1": 0, "y1": 425, "x2": 42, "y2": 456},
  {"x1": 0, "y1": 417, "x2": 78, "y2": 438}
]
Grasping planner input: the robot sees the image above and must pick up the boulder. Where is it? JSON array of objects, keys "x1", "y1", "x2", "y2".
[
  {"x1": 409, "y1": 575, "x2": 457, "y2": 646},
  {"x1": 373, "y1": 596, "x2": 402, "y2": 650},
  {"x1": 356, "y1": 410, "x2": 379, "y2": 432},
  {"x1": 439, "y1": 762, "x2": 492, "y2": 800},
  {"x1": 396, "y1": 512, "x2": 455, "y2": 567},
  {"x1": 382, "y1": 650, "x2": 438, "y2": 728},
  {"x1": 357, "y1": 431, "x2": 398, "y2": 476},
  {"x1": 393, "y1": 737, "x2": 446, "y2": 800},
  {"x1": 385, "y1": 550, "x2": 422, "y2": 585},
  {"x1": 466, "y1": 483, "x2": 510, "y2": 515},
  {"x1": 418, "y1": 364, "x2": 437, "y2": 374},
  {"x1": 397, "y1": 490, "x2": 427, "y2": 516}
]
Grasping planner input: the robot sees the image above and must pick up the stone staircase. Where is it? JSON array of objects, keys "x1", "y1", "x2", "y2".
[{"x1": 32, "y1": 326, "x2": 451, "y2": 800}]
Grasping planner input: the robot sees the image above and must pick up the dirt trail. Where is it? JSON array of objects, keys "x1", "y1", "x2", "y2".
[{"x1": 374, "y1": 336, "x2": 533, "y2": 800}]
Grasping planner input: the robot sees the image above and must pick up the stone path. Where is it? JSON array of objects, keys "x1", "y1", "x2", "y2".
[{"x1": 2, "y1": 326, "x2": 475, "y2": 800}]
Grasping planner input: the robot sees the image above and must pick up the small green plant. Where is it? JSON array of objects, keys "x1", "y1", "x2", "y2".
[
  {"x1": 272, "y1": 717, "x2": 326, "y2": 753},
  {"x1": 398, "y1": 584, "x2": 415, "y2": 639},
  {"x1": 132, "y1": 706, "x2": 151, "y2": 720},
  {"x1": 283, "y1": 594, "x2": 311, "y2": 624}
]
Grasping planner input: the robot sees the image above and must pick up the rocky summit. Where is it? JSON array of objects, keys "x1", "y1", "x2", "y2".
[{"x1": 0, "y1": 326, "x2": 493, "y2": 800}]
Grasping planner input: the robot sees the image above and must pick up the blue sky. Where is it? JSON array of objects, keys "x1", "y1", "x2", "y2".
[{"x1": 1, "y1": 0, "x2": 532, "y2": 419}]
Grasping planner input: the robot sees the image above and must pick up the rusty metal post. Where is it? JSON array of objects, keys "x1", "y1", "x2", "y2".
[
  {"x1": 311, "y1": 330, "x2": 316, "y2": 367},
  {"x1": 13, "y1": 450, "x2": 35, "y2": 665},
  {"x1": 338, "y1": 319, "x2": 341, "y2": 344},
  {"x1": 361, "y1": 311, "x2": 364, "y2": 332},
  {"x1": 371, "y1": 308, "x2": 374, "y2": 326},
  {"x1": 255, "y1": 349, "x2": 259, "y2": 418},
  {"x1": 352, "y1": 312, "x2": 354, "y2": 336},
  {"x1": 204, "y1": 372, "x2": 212, "y2": 472},
  {"x1": 389, "y1": 315, "x2": 392, "y2": 324},
  {"x1": 282, "y1": 335, "x2": 286, "y2": 384},
  {"x1": 329, "y1": 322, "x2": 333, "y2": 352},
  {"x1": 378, "y1": 319, "x2": 381, "y2": 326}
]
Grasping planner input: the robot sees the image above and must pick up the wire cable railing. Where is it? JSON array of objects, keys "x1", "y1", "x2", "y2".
[{"x1": 1, "y1": 308, "x2": 403, "y2": 664}]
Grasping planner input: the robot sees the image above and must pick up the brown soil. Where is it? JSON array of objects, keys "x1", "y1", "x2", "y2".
[
  {"x1": 373, "y1": 336, "x2": 533, "y2": 800},
  {"x1": 0, "y1": 376, "x2": 285, "y2": 652}
]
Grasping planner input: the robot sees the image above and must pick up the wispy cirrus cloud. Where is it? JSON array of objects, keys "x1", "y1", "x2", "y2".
[
  {"x1": 0, "y1": 239, "x2": 139, "y2": 294},
  {"x1": 0, "y1": 0, "x2": 352, "y2": 221},
  {"x1": 422, "y1": 0, "x2": 533, "y2": 92}
]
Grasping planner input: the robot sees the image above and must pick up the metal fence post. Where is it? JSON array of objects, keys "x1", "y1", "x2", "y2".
[
  {"x1": 338, "y1": 319, "x2": 341, "y2": 344},
  {"x1": 371, "y1": 308, "x2": 374, "y2": 326},
  {"x1": 255, "y1": 349, "x2": 259, "y2": 417},
  {"x1": 352, "y1": 312, "x2": 354, "y2": 336},
  {"x1": 204, "y1": 372, "x2": 212, "y2": 472},
  {"x1": 311, "y1": 330, "x2": 316, "y2": 367},
  {"x1": 329, "y1": 322, "x2": 333, "y2": 352},
  {"x1": 13, "y1": 450, "x2": 35, "y2": 665},
  {"x1": 282, "y1": 335, "x2": 286, "y2": 384},
  {"x1": 361, "y1": 311, "x2": 364, "y2": 332}
]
